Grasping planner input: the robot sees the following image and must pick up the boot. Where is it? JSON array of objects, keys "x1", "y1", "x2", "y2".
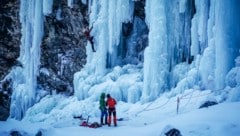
[
  {"x1": 100, "y1": 117, "x2": 103, "y2": 125},
  {"x1": 105, "y1": 117, "x2": 108, "y2": 125},
  {"x1": 108, "y1": 116, "x2": 111, "y2": 126},
  {"x1": 114, "y1": 116, "x2": 117, "y2": 127}
]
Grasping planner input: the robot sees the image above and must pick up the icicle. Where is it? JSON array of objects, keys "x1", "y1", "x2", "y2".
[
  {"x1": 56, "y1": 8, "x2": 63, "y2": 21},
  {"x1": 198, "y1": 0, "x2": 240, "y2": 90},
  {"x1": 179, "y1": 0, "x2": 187, "y2": 13},
  {"x1": 81, "y1": 0, "x2": 87, "y2": 5},
  {"x1": 68, "y1": 0, "x2": 74, "y2": 8},
  {"x1": 9, "y1": 0, "x2": 44, "y2": 120},
  {"x1": 199, "y1": 0, "x2": 215, "y2": 90},
  {"x1": 214, "y1": 0, "x2": 240, "y2": 90},
  {"x1": 142, "y1": 0, "x2": 168, "y2": 102},
  {"x1": 191, "y1": 0, "x2": 210, "y2": 56},
  {"x1": 85, "y1": 0, "x2": 134, "y2": 75},
  {"x1": 43, "y1": 0, "x2": 53, "y2": 15}
]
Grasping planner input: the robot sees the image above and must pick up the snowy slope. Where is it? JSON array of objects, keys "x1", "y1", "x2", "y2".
[{"x1": 1, "y1": 90, "x2": 240, "y2": 136}]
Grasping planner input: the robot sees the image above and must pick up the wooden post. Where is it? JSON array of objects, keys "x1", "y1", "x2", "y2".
[
  {"x1": 177, "y1": 97, "x2": 180, "y2": 114},
  {"x1": 87, "y1": 115, "x2": 89, "y2": 123}
]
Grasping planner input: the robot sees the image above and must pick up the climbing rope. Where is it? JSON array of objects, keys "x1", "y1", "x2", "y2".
[
  {"x1": 181, "y1": 91, "x2": 213, "y2": 100},
  {"x1": 144, "y1": 98, "x2": 171, "y2": 111},
  {"x1": 135, "y1": 96, "x2": 177, "y2": 116},
  {"x1": 134, "y1": 101, "x2": 154, "y2": 116},
  {"x1": 134, "y1": 57, "x2": 218, "y2": 115},
  {"x1": 178, "y1": 91, "x2": 194, "y2": 112},
  {"x1": 134, "y1": 89, "x2": 215, "y2": 116},
  {"x1": 177, "y1": 90, "x2": 214, "y2": 114}
]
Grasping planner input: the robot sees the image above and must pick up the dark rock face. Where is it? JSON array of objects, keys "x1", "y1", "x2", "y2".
[
  {"x1": 0, "y1": 78, "x2": 12, "y2": 121},
  {"x1": 0, "y1": 0, "x2": 20, "y2": 121},
  {"x1": 0, "y1": 0, "x2": 21, "y2": 80},
  {"x1": 38, "y1": 1, "x2": 88, "y2": 95},
  {"x1": 134, "y1": 0, "x2": 146, "y2": 20},
  {"x1": 0, "y1": 0, "x2": 89, "y2": 120},
  {"x1": 0, "y1": 92, "x2": 10, "y2": 121},
  {"x1": 107, "y1": 0, "x2": 148, "y2": 68},
  {"x1": 121, "y1": 0, "x2": 148, "y2": 65}
]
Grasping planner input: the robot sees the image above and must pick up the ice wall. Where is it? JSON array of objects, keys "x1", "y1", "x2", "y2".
[
  {"x1": 142, "y1": 0, "x2": 168, "y2": 102},
  {"x1": 214, "y1": 0, "x2": 240, "y2": 90},
  {"x1": 74, "y1": 0, "x2": 134, "y2": 100},
  {"x1": 142, "y1": 0, "x2": 240, "y2": 101},
  {"x1": 164, "y1": 0, "x2": 240, "y2": 93},
  {"x1": 196, "y1": 0, "x2": 240, "y2": 90},
  {"x1": 8, "y1": 0, "x2": 46, "y2": 120},
  {"x1": 74, "y1": 0, "x2": 240, "y2": 102},
  {"x1": 191, "y1": 0, "x2": 210, "y2": 56},
  {"x1": 124, "y1": 17, "x2": 149, "y2": 65},
  {"x1": 165, "y1": 0, "x2": 196, "y2": 89},
  {"x1": 198, "y1": 0, "x2": 215, "y2": 90},
  {"x1": 87, "y1": 0, "x2": 133, "y2": 75},
  {"x1": 142, "y1": 0, "x2": 194, "y2": 101}
]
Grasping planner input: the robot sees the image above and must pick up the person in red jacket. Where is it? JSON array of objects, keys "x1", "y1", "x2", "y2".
[
  {"x1": 83, "y1": 26, "x2": 96, "y2": 52},
  {"x1": 106, "y1": 94, "x2": 117, "y2": 126}
]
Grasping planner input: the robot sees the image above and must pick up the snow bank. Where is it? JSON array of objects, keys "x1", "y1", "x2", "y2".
[
  {"x1": 74, "y1": 64, "x2": 143, "y2": 103},
  {"x1": 1, "y1": 90, "x2": 240, "y2": 136}
]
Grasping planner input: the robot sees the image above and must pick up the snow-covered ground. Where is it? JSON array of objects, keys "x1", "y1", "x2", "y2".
[{"x1": 1, "y1": 90, "x2": 240, "y2": 136}]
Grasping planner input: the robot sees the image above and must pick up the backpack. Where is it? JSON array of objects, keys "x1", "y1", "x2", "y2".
[
  {"x1": 108, "y1": 98, "x2": 116, "y2": 108},
  {"x1": 89, "y1": 122, "x2": 101, "y2": 128},
  {"x1": 80, "y1": 121, "x2": 89, "y2": 127}
]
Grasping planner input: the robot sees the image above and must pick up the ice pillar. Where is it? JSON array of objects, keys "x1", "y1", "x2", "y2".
[
  {"x1": 10, "y1": 0, "x2": 44, "y2": 120},
  {"x1": 142, "y1": 0, "x2": 169, "y2": 102}
]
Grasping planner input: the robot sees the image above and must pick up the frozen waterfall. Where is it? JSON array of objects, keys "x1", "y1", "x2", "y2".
[
  {"x1": 141, "y1": 0, "x2": 168, "y2": 102},
  {"x1": 8, "y1": 0, "x2": 44, "y2": 120},
  {"x1": 3, "y1": 0, "x2": 239, "y2": 121},
  {"x1": 195, "y1": 0, "x2": 240, "y2": 90},
  {"x1": 87, "y1": 0, "x2": 134, "y2": 75},
  {"x1": 74, "y1": 0, "x2": 134, "y2": 100},
  {"x1": 72, "y1": 0, "x2": 240, "y2": 102},
  {"x1": 214, "y1": 0, "x2": 240, "y2": 90}
]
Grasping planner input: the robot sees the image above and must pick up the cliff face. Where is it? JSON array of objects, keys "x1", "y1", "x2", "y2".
[
  {"x1": 38, "y1": 0, "x2": 88, "y2": 95},
  {"x1": 0, "y1": 0, "x2": 21, "y2": 80},
  {"x1": 0, "y1": 0, "x2": 20, "y2": 121},
  {"x1": 0, "y1": 0, "x2": 89, "y2": 120}
]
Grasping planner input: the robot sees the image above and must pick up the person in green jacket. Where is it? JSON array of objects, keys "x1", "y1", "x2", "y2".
[{"x1": 99, "y1": 92, "x2": 108, "y2": 125}]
